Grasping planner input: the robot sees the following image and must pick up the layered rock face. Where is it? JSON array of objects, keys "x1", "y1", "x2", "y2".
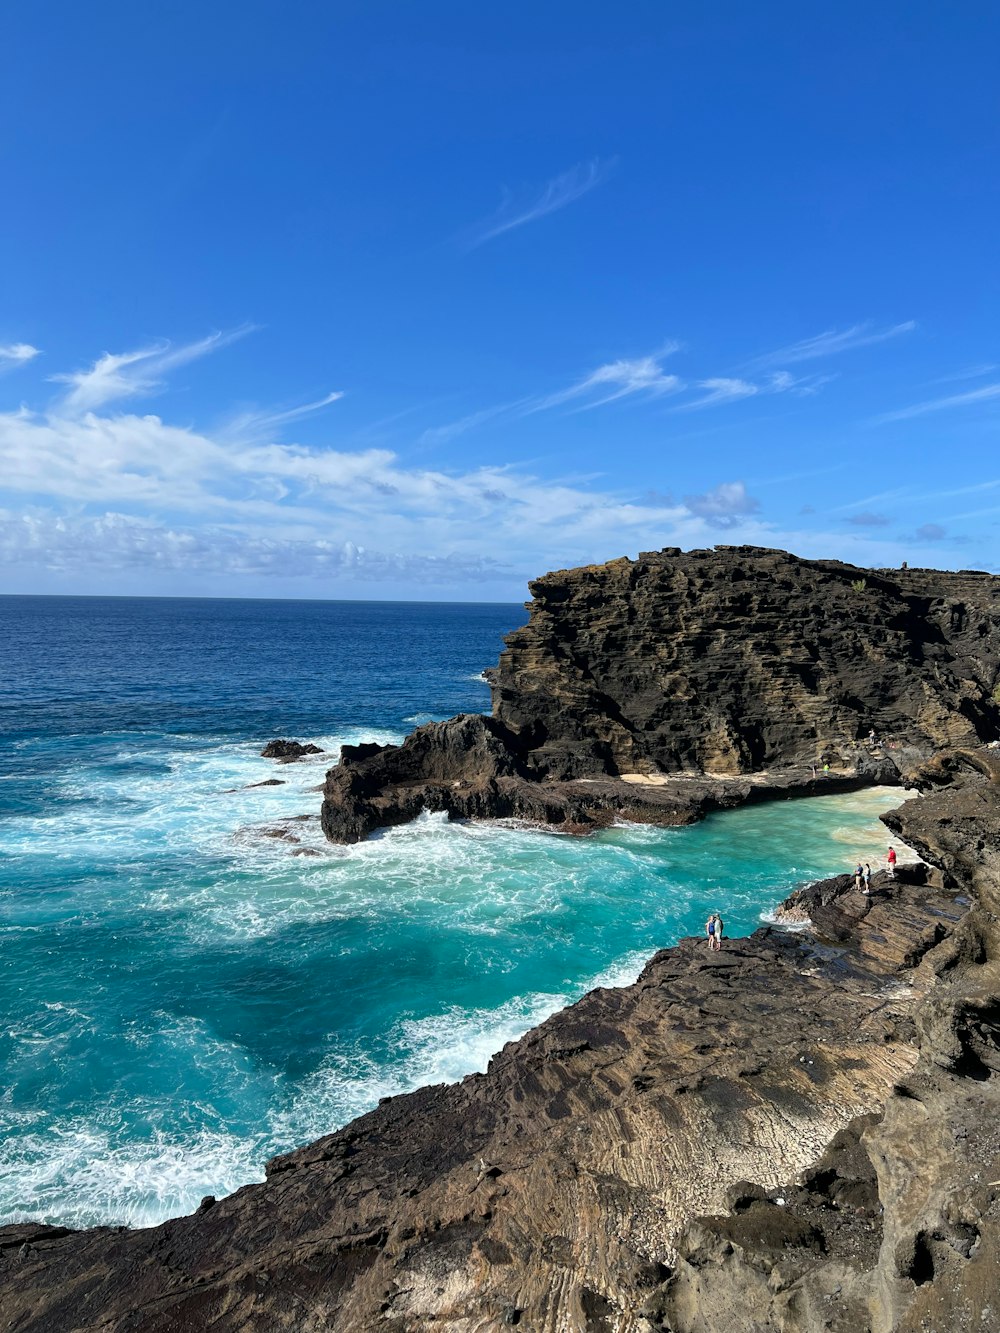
[
  {"x1": 492, "y1": 547, "x2": 1000, "y2": 779},
  {"x1": 322, "y1": 547, "x2": 1000, "y2": 844}
]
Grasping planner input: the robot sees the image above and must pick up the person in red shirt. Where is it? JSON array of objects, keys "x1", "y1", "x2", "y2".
[{"x1": 887, "y1": 846, "x2": 897, "y2": 879}]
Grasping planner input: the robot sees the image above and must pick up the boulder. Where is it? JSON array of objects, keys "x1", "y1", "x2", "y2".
[{"x1": 260, "y1": 738, "x2": 324, "y2": 760}]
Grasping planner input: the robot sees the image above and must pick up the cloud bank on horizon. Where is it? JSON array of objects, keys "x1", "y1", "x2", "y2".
[{"x1": 2, "y1": 316, "x2": 995, "y2": 597}]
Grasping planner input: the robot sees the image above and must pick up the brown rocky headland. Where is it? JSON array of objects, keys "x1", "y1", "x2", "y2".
[
  {"x1": 3, "y1": 547, "x2": 1000, "y2": 1332},
  {"x1": 322, "y1": 546, "x2": 1000, "y2": 845}
]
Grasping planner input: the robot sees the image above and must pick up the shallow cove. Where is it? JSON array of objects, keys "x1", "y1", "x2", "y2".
[{"x1": 1, "y1": 771, "x2": 903, "y2": 1231}]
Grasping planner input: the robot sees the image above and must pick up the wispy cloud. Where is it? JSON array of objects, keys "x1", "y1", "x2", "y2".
[
  {"x1": 530, "y1": 349, "x2": 683, "y2": 413},
  {"x1": 767, "y1": 370, "x2": 837, "y2": 396},
  {"x1": 419, "y1": 403, "x2": 521, "y2": 448},
  {"x1": 465, "y1": 158, "x2": 614, "y2": 248},
  {"x1": 421, "y1": 347, "x2": 683, "y2": 443},
  {"x1": 227, "y1": 391, "x2": 344, "y2": 439},
  {"x1": 835, "y1": 476, "x2": 1000, "y2": 517},
  {"x1": 680, "y1": 378, "x2": 758, "y2": 410},
  {"x1": 871, "y1": 381, "x2": 1000, "y2": 425},
  {"x1": 750, "y1": 320, "x2": 916, "y2": 369},
  {"x1": 930, "y1": 363, "x2": 997, "y2": 385},
  {"x1": 50, "y1": 327, "x2": 254, "y2": 413},
  {"x1": 0, "y1": 343, "x2": 41, "y2": 370},
  {"x1": 419, "y1": 338, "x2": 843, "y2": 443}
]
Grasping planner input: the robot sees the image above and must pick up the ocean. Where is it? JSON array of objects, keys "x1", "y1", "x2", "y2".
[{"x1": 0, "y1": 594, "x2": 903, "y2": 1230}]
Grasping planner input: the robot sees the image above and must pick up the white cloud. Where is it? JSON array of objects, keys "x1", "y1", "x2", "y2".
[
  {"x1": 0, "y1": 333, "x2": 958, "y2": 592},
  {"x1": 419, "y1": 403, "x2": 519, "y2": 447},
  {"x1": 50, "y1": 327, "x2": 253, "y2": 413},
  {"x1": 418, "y1": 341, "x2": 840, "y2": 445},
  {"x1": 0, "y1": 510, "x2": 508, "y2": 583},
  {"x1": 871, "y1": 381, "x2": 1000, "y2": 424},
  {"x1": 465, "y1": 158, "x2": 614, "y2": 247},
  {"x1": 226, "y1": 391, "x2": 345, "y2": 439},
  {"x1": 683, "y1": 480, "x2": 760, "y2": 526},
  {"x1": 680, "y1": 378, "x2": 758, "y2": 410},
  {"x1": 420, "y1": 347, "x2": 683, "y2": 443},
  {"x1": 930, "y1": 364, "x2": 997, "y2": 385},
  {"x1": 0, "y1": 343, "x2": 40, "y2": 370},
  {"x1": 750, "y1": 321, "x2": 916, "y2": 368},
  {"x1": 767, "y1": 370, "x2": 836, "y2": 396}
]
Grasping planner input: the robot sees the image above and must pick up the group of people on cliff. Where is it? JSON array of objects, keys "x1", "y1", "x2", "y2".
[
  {"x1": 704, "y1": 845, "x2": 898, "y2": 953},
  {"x1": 854, "y1": 846, "x2": 897, "y2": 895}
]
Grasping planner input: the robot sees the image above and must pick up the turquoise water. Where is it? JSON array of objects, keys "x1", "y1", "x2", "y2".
[{"x1": 0, "y1": 596, "x2": 903, "y2": 1229}]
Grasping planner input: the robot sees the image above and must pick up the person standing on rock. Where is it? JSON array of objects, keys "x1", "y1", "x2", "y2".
[
  {"x1": 854, "y1": 862, "x2": 864, "y2": 893},
  {"x1": 706, "y1": 912, "x2": 723, "y2": 951},
  {"x1": 887, "y1": 846, "x2": 897, "y2": 879},
  {"x1": 863, "y1": 863, "x2": 872, "y2": 894}
]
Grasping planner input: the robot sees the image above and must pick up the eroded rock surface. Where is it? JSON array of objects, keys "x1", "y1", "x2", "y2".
[
  {"x1": 657, "y1": 747, "x2": 1000, "y2": 1333},
  {"x1": 322, "y1": 547, "x2": 1000, "y2": 844},
  {"x1": 494, "y1": 547, "x2": 1000, "y2": 779}
]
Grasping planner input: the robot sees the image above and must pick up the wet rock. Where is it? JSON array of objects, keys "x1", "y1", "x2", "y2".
[{"x1": 260, "y1": 739, "x2": 324, "y2": 760}]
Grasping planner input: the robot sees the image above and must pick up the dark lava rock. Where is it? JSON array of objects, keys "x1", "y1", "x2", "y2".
[
  {"x1": 322, "y1": 547, "x2": 1000, "y2": 844},
  {"x1": 493, "y1": 546, "x2": 1000, "y2": 780},
  {"x1": 260, "y1": 739, "x2": 324, "y2": 760}
]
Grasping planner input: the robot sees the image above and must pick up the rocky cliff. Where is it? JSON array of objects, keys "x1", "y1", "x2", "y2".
[
  {"x1": 492, "y1": 547, "x2": 1000, "y2": 779},
  {"x1": 5, "y1": 547, "x2": 1000, "y2": 1332},
  {"x1": 322, "y1": 547, "x2": 1000, "y2": 844}
]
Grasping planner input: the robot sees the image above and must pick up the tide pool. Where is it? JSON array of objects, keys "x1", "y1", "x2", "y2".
[{"x1": 0, "y1": 597, "x2": 909, "y2": 1229}]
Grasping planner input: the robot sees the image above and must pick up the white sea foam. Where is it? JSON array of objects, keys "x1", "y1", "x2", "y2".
[
  {"x1": 0, "y1": 1124, "x2": 267, "y2": 1230},
  {"x1": 272, "y1": 987, "x2": 582, "y2": 1151},
  {"x1": 0, "y1": 726, "x2": 404, "y2": 870},
  {"x1": 1, "y1": 758, "x2": 923, "y2": 1230},
  {"x1": 759, "y1": 908, "x2": 810, "y2": 931}
]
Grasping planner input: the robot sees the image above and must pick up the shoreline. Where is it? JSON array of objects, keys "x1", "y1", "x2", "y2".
[
  {"x1": 6, "y1": 547, "x2": 999, "y2": 1330},
  {"x1": 6, "y1": 780, "x2": 902, "y2": 1235},
  {"x1": 6, "y1": 753, "x2": 993, "y2": 1330}
]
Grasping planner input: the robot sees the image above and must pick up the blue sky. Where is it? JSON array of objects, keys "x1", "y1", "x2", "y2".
[{"x1": 1, "y1": 1, "x2": 998, "y2": 600}]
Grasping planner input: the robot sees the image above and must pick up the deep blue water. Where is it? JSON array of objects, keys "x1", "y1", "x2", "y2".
[{"x1": 0, "y1": 595, "x2": 903, "y2": 1228}]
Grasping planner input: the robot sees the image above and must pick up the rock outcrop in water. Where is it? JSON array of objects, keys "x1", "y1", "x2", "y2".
[
  {"x1": 323, "y1": 547, "x2": 1000, "y2": 843},
  {"x1": 261, "y1": 739, "x2": 324, "y2": 761},
  {"x1": 4, "y1": 749, "x2": 1000, "y2": 1332}
]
